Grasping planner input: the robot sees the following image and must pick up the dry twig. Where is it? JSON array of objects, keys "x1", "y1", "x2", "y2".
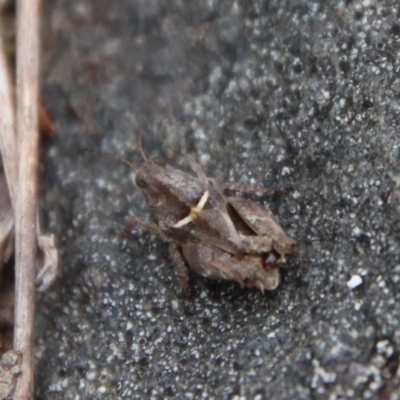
[{"x1": 13, "y1": 0, "x2": 41, "y2": 398}]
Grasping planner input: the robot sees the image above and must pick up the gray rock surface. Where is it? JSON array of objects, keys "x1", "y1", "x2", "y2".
[{"x1": 37, "y1": 0, "x2": 400, "y2": 399}]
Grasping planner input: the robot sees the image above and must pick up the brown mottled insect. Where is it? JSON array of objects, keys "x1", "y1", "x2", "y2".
[{"x1": 84, "y1": 149, "x2": 296, "y2": 292}]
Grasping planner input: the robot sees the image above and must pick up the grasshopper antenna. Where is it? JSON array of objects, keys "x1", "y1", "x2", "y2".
[
  {"x1": 138, "y1": 135, "x2": 148, "y2": 161},
  {"x1": 79, "y1": 148, "x2": 139, "y2": 173}
]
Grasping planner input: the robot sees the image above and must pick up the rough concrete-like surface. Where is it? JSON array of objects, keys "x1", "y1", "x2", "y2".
[{"x1": 37, "y1": 1, "x2": 400, "y2": 399}]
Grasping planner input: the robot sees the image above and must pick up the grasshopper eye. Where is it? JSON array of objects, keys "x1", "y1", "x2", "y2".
[
  {"x1": 135, "y1": 174, "x2": 148, "y2": 188},
  {"x1": 262, "y1": 251, "x2": 279, "y2": 269},
  {"x1": 151, "y1": 157, "x2": 166, "y2": 167}
]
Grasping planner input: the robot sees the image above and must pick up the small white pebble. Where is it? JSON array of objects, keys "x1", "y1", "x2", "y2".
[
  {"x1": 347, "y1": 274, "x2": 363, "y2": 289},
  {"x1": 97, "y1": 386, "x2": 107, "y2": 394},
  {"x1": 86, "y1": 371, "x2": 96, "y2": 381},
  {"x1": 171, "y1": 300, "x2": 179, "y2": 310}
]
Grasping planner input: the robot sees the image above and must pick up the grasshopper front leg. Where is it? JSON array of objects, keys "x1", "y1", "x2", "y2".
[{"x1": 168, "y1": 242, "x2": 190, "y2": 291}]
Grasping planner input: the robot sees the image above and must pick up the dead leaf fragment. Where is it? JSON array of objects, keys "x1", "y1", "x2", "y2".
[
  {"x1": 35, "y1": 234, "x2": 58, "y2": 292},
  {"x1": 0, "y1": 350, "x2": 21, "y2": 399},
  {"x1": 0, "y1": 171, "x2": 14, "y2": 271}
]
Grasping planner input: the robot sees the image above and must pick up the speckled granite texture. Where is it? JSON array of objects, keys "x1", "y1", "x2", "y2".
[{"x1": 36, "y1": 1, "x2": 400, "y2": 399}]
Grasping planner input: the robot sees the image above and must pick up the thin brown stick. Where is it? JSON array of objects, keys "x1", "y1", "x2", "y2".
[
  {"x1": 13, "y1": 0, "x2": 41, "y2": 398},
  {"x1": 0, "y1": 27, "x2": 18, "y2": 208}
]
